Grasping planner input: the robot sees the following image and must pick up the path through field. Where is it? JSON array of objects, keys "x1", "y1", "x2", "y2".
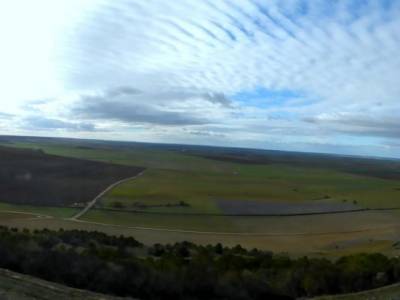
[
  {"x1": 71, "y1": 217, "x2": 400, "y2": 237},
  {"x1": 69, "y1": 170, "x2": 145, "y2": 220}
]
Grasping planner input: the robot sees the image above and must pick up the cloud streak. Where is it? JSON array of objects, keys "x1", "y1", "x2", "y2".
[
  {"x1": 20, "y1": 116, "x2": 96, "y2": 132},
  {"x1": 0, "y1": 0, "x2": 399, "y2": 157},
  {"x1": 71, "y1": 87, "x2": 232, "y2": 126}
]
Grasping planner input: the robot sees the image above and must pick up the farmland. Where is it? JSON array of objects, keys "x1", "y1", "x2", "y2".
[
  {"x1": 0, "y1": 145, "x2": 144, "y2": 206},
  {"x1": 0, "y1": 135, "x2": 399, "y2": 256},
  {"x1": 0, "y1": 135, "x2": 400, "y2": 299}
]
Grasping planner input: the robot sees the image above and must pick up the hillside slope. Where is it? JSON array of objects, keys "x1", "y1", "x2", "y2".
[
  {"x1": 0, "y1": 268, "x2": 133, "y2": 300},
  {"x1": 311, "y1": 282, "x2": 400, "y2": 299}
]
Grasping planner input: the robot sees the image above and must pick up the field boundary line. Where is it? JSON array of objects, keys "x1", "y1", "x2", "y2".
[
  {"x1": 69, "y1": 170, "x2": 146, "y2": 220},
  {"x1": 91, "y1": 207, "x2": 400, "y2": 217},
  {"x1": 0, "y1": 210, "x2": 53, "y2": 219},
  {"x1": 69, "y1": 218, "x2": 400, "y2": 237}
]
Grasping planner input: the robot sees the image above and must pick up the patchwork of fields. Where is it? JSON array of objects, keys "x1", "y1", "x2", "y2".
[{"x1": 0, "y1": 136, "x2": 399, "y2": 256}]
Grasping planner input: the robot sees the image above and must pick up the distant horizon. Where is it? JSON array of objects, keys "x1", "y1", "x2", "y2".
[
  {"x1": 0, "y1": 1, "x2": 399, "y2": 159},
  {"x1": 2, "y1": 133, "x2": 399, "y2": 161}
]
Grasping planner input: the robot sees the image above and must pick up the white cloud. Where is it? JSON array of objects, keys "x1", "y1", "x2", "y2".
[{"x1": 0, "y1": 0, "x2": 399, "y2": 157}]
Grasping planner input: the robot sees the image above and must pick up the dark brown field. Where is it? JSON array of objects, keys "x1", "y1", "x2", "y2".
[{"x1": 0, "y1": 146, "x2": 144, "y2": 206}]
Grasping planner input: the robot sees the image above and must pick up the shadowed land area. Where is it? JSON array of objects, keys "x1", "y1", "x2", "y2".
[
  {"x1": 0, "y1": 145, "x2": 144, "y2": 206},
  {"x1": 311, "y1": 282, "x2": 400, "y2": 299},
  {"x1": 0, "y1": 268, "x2": 131, "y2": 300}
]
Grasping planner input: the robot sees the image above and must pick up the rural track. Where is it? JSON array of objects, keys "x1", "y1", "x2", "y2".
[
  {"x1": 89, "y1": 206, "x2": 400, "y2": 217},
  {"x1": 69, "y1": 170, "x2": 145, "y2": 220},
  {"x1": 0, "y1": 210, "x2": 53, "y2": 220},
  {"x1": 1, "y1": 208, "x2": 399, "y2": 238},
  {"x1": 70, "y1": 218, "x2": 400, "y2": 237}
]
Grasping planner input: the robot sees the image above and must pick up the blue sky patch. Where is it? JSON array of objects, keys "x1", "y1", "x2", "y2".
[{"x1": 232, "y1": 88, "x2": 307, "y2": 108}]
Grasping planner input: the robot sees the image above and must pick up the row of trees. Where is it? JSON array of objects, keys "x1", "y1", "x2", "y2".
[{"x1": 0, "y1": 226, "x2": 399, "y2": 299}]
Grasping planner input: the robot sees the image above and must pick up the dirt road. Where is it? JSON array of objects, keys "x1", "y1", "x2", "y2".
[{"x1": 69, "y1": 170, "x2": 145, "y2": 220}]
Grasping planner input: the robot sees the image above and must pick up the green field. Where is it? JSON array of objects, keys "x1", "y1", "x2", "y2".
[
  {"x1": 102, "y1": 165, "x2": 400, "y2": 214},
  {"x1": 0, "y1": 202, "x2": 79, "y2": 218},
  {"x1": 81, "y1": 209, "x2": 398, "y2": 234},
  {"x1": 1, "y1": 138, "x2": 399, "y2": 256},
  {"x1": 5, "y1": 140, "x2": 400, "y2": 215}
]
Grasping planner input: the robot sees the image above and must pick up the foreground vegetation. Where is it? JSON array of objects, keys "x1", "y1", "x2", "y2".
[{"x1": 0, "y1": 226, "x2": 399, "y2": 300}]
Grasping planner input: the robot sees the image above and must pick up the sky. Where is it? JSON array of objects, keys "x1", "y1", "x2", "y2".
[{"x1": 0, "y1": 0, "x2": 399, "y2": 158}]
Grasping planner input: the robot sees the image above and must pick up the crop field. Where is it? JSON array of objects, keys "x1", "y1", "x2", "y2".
[
  {"x1": 0, "y1": 211, "x2": 37, "y2": 221},
  {"x1": 0, "y1": 136, "x2": 399, "y2": 255},
  {"x1": 3, "y1": 137, "x2": 399, "y2": 214},
  {"x1": 0, "y1": 145, "x2": 144, "y2": 206},
  {"x1": 101, "y1": 166, "x2": 400, "y2": 214},
  {"x1": 0, "y1": 210, "x2": 398, "y2": 256},
  {"x1": 0, "y1": 202, "x2": 78, "y2": 218}
]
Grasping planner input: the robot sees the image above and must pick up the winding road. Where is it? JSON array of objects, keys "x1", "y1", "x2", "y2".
[{"x1": 69, "y1": 170, "x2": 145, "y2": 220}]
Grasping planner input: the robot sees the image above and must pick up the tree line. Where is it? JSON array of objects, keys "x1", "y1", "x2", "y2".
[{"x1": 0, "y1": 226, "x2": 398, "y2": 299}]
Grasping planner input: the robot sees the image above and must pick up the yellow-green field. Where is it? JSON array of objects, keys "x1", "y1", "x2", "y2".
[
  {"x1": 0, "y1": 202, "x2": 78, "y2": 218},
  {"x1": 0, "y1": 208, "x2": 398, "y2": 256},
  {"x1": 5, "y1": 141, "x2": 400, "y2": 215},
  {"x1": 1, "y1": 140, "x2": 400, "y2": 256},
  {"x1": 102, "y1": 166, "x2": 400, "y2": 214}
]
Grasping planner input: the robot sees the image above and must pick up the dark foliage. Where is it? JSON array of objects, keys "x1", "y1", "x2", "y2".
[{"x1": 0, "y1": 226, "x2": 399, "y2": 299}]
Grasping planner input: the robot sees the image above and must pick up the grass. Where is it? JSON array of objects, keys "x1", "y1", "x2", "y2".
[
  {"x1": 101, "y1": 164, "x2": 400, "y2": 214},
  {"x1": 2, "y1": 140, "x2": 400, "y2": 255},
  {"x1": 82, "y1": 209, "x2": 399, "y2": 234},
  {"x1": 3, "y1": 141, "x2": 235, "y2": 172},
  {"x1": 0, "y1": 202, "x2": 79, "y2": 218},
  {"x1": 0, "y1": 211, "x2": 36, "y2": 220},
  {"x1": 6, "y1": 141, "x2": 400, "y2": 213},
  {"x1": 0, "y1": 210, "x2": 397, "y2": 255}
]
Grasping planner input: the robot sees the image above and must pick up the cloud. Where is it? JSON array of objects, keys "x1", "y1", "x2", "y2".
[
  {"x1": 1, "y1": 0, "x2": 400, "y2": 157},
  {"x1": 304, "y1": 108, "x2": 400, "y2": 139},
  {"x1": 64, "y1": 0, "x2": 400, "y2": 99},
  {"x1": 70, "y1": 86, "x2": 232, "y2": 126},
  {"x1": 21, "y1": 116, "x2": 95, "y2": 132},
  {"x1": 0, "y1": 112, "x2": 14, "y2": 119},
  {"x1": 184, "y1": 129, "x2": 226, "y2": 138}
]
